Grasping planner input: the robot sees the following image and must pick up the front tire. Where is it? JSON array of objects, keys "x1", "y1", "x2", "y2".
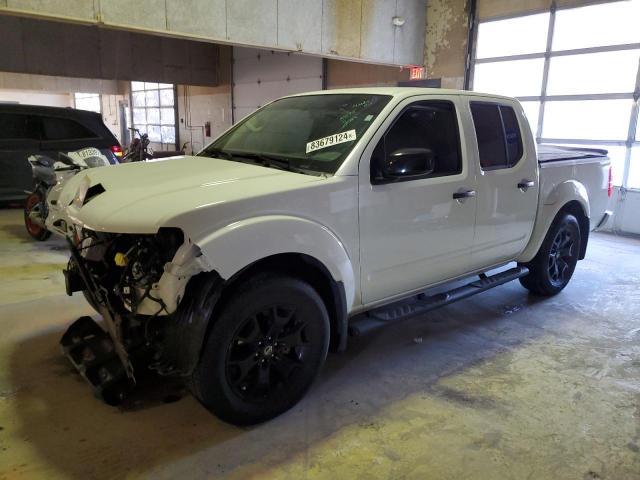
[
  {"x1": 191, "y1": 273, "x2": 330, "y2": 425},
  {"x1": 24, "y1": 192, "x2": 51, "y2": 241},
  {"x1": 519, "y1": 213, "x2": 581, "y2": 296}
]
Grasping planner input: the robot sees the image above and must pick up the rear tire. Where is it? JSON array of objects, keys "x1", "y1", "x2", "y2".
[
  {"x1": 24, "y1": 192, "x2": 51, "y2": 241},
  {"x1": 519, "y1": 213, "x2": 581, "y2": 296},
  {"x1": 191, "y1": 273, "x2": 330, "y2": 425}
]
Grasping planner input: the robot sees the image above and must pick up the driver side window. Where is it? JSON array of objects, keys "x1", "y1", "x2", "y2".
[{"x1": 371, "y1": 100, "x2": 462, "y2": 184}]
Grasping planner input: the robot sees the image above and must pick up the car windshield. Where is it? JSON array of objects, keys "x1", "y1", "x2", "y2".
[{"x1": 199, "y1": 94, "x2": 392, "y2": 174}]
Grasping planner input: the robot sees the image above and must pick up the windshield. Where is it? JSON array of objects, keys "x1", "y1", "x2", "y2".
[{"x1": 199, "y1": 94, "x2": 392, "y2": 174}]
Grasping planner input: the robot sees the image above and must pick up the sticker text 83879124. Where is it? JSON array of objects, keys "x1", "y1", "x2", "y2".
[{"x1": 306, "y1": 130, "x2": 357, "y2": 154}]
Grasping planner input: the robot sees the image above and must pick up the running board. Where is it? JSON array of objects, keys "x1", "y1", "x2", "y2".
[{"x1": 348, "y1": 266, "x2": 529, "y2": 337}]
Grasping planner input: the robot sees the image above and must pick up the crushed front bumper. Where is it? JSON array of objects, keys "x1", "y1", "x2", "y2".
[
  {"x1": 60, "y1": 238, "x2": 136, "y2": 404},
  {"x1": 60, "y1": 316, "x2": 133, "y2": 405}
]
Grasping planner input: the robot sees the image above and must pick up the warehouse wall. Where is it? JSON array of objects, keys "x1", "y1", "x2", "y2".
[
  {"x1": 0, "y1": 89, "x2": 71, "y2": 107},
  {"x1": 424, "y1": 0, "x2": 470, "y2": 89},
  {"x1": 177, "y1": 85, "x2": 232, "y2": 154},
  {"x1": 326, "y1": 60, "x2": 410, "y2": 88},
  {"x1": 0, "y1": 72, "x2": 122, "y2": 95},
  {"x1": 99, "y1": 93, "x2": 127, "y2": 144},
  {"x1": 0, "y1": 0, "x2": 427, "y2": 67},
  {"x1": 232, "y1": 48, "x2": 323, "y2": 121},
  {"x1": 0, "y1": 15, "x2": 225, "y2": 87}
]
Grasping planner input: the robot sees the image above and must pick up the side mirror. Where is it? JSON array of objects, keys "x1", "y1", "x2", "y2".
[{"x1": 382, "y1": 147, "x2": 435, "y2": 180}]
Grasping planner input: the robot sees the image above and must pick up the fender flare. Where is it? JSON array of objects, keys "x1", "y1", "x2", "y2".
[
  {"x1": 193, "y1": 215, "x2": 356, "y2": 308},
  {"x1": 518, "y1": 180, "x2": 590, "y2": 263},
  {"x1": 160, "y1": 216, "x2": 355, "y2": 374}
]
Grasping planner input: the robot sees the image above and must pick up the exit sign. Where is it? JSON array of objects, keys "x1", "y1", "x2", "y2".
[{"x1": 409, "y1": 66, "x2": 425, "y2": 80}]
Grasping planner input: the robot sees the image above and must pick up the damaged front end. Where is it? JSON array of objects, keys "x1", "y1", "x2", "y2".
[{"x1": 60, "y1": 227, "x2": 216, "y2": 404}]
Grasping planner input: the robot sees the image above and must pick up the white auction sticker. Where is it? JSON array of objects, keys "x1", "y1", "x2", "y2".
[{"x1": 306, "y1": 129, "x2": 356, "y2": 153}]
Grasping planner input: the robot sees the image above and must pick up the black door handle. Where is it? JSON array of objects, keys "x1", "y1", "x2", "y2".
[
  {"x1": 453, "y1": 190, "x2": 476, "y2": 199},
  {"x1": 518, "y1": 180, "x2": 535, "y2": 189}
]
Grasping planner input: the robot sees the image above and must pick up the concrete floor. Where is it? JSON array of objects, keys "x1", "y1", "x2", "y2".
[{"x1": 0, "y1": 208, "x2": 639, "y2": 479}]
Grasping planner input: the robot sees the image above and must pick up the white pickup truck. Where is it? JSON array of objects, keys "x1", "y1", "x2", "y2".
[{"x1": 56, "y1": 88, "x2": 612, "y2": 425}]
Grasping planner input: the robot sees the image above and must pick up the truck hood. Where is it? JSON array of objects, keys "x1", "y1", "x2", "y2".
[{"x1": 60, "y1": 155, "x2": 323, "y2": 234}]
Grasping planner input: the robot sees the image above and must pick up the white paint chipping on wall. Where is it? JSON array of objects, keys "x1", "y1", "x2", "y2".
[{"x1": 424, "y1": 0, "x2": 469, "y2": 88}]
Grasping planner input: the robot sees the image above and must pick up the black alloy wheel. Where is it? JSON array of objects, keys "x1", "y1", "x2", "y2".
[
  {"x1": 226, "y1": 304, "x2": 311, "y2": 403},
  {"x1": 191, "y1": 273, "x2": 330, "y2": 425},
  {"x1": 519, "y1": 212, "x2": 581, "y2": 296},
  {"x1": 548, "y1": 225, "x2": 577, "y2": 288}
]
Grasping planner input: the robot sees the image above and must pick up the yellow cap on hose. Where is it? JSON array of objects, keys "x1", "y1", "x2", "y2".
[{"x1": 114, "y1": 252, "x2": 128, "y2": 267}]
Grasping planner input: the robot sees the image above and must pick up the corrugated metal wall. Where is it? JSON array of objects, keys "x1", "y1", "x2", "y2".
[
  {"x1": 0, "y1": 0, "x2": 427, "y2": 67},
  {"x1": 0, "y1": 16, "x2": 224, "y2": 86}
]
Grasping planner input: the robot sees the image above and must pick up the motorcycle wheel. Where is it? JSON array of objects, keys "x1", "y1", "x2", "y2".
[{"x1": 24, "y1": 192, "x2": 51, "y2": 241}]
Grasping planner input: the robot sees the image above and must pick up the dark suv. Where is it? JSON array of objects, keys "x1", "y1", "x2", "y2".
[{"x1": 0, "y1": 104, "x2": 122, "y2": 204}]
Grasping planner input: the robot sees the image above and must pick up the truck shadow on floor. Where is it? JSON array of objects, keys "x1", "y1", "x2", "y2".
[{"x1": 7, "y1": 286, "x2": 553, "y2": 479}]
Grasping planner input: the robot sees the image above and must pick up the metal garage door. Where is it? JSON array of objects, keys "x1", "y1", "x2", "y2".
[{"x1": 232, "y1": 47, "x2": 323, "y2": 122}]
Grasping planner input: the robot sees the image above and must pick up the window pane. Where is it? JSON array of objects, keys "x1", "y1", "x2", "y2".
[
  {"x1": 500, "y1": 106, "x2": 523, "y2": 165},
  {"x1": 553, "y1": 1, "x2": 640, "y2": 51},
  {"x1": 543, "y1": 99, "x2": 632, "y2": 140},
  {"x1": 160, "y1": 108, "x2": 174, "y2": 125},
  {"x1": 547, "y1": 50, "x2": 640, "y2": 95},
  {"x1": 158, "y1": 83, "x2": 173, "y2": 89},
  {"x1": 131, "y1": 81, "x2": 146, "y2": 91},
  {"x1": 161, "y1": 126, "x2": 176, "y2": 144},
  {"x1": 628, "y1": 146, "x2": 640, "y2": 189},
  {"x1": 145, "y1": 90, "x2": 159, "y2": 107},
  {"x1": 476, "y1": 13, "x2": 549, "y2": 58},
  {"x1": 473, "y1": 58, "x2": 544, "y2": 97},
  {"x1": 470, "y1": 103, "x2": 508, "y2": 169},
  {"x1": 74, "y1": 93, "x2": 100, "y2": 113},
  {"x1": 42, "y1": 117, "x2": 95, "y2": 140},
  {"x1": 144, "y1": 82, "x2": 159, "y2": 90},
  {"x1": 160, "y1": 89, "x2": 174, "y2": 106},
  {"x1": 520, "y1": 101, "x2": 540, "y2": 136},
  {"x1": 381, "y1": 101, "x2": 461, "y2": 177},
  {"x1": 636, "y1": 107, "x2": 639, "y2": 141},
  {"x1": 132, "y1": 91, "x2": 146, "y2": 107},
  {"x1": 133, "y1": 108, "x2": 146, "y2": 125},
  {"x1": 147, "y1": 108, "x2": 160, "y2": 124},
  {"x1": 76, "y1": 97, "x2": 101, "y2": 113},
  {"x1": 147, "y1": 125, "x2": 161, "y2": 142},
  {"x1": 0, "y1": 114, "x2": 37, "y2": 140}
]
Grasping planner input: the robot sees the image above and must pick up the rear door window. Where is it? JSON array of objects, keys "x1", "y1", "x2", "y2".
[
  {"x1": 0, "y1": 113, "x2": 40, "y2": 140},
  {"x1": 41, "y1": 116, "x2": 97, "y2": 141},
  {"x1": 500, "y1": 106, "x2": 523, "y2": 164},
  {"x1": 470, "y1": 102, "x2": 523, "y2": 170}
]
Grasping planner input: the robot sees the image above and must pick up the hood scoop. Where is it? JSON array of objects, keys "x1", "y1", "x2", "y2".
[{"x1": 83, "y1": 183, "x2": 105, "y2": 205}]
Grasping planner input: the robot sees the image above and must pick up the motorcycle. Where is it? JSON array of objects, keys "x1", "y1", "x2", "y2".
[
  {"x1": 23, "y1": 148, "x2": 112, "y2": 241},
  {"x1": 121, "y1": 127, "x2": 188, "y2": 162}
]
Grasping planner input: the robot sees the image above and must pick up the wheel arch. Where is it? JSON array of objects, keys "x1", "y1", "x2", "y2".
[
  {"x1": 518, "y1": 196, "x2": 590, "y2": 263},
  {"x1": 219, "y1": 252, "x2": 348, "y2": 353},
  {"x1": 160, "y1": 252, "x2": 349, "y2": 378}
]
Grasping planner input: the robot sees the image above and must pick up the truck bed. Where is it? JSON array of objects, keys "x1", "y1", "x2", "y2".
[
  {"x1": 537, "y1": 144, "x2": 609, "y2": 163},
  {"x1": 536, "y1": 144, "x2": 611, "y2": 234}
]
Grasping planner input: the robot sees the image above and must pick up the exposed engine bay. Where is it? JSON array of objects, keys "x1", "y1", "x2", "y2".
[
  {"x1": 61, "y1": 227, "x2": 216, "y2": 404},
  {"x1": 74, "y1": 228, "x2": 184, "y2": 315}
]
